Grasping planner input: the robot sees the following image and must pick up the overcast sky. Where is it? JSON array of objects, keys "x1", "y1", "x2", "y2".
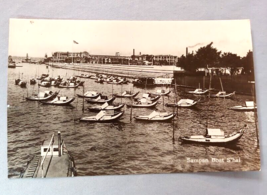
[{"x1": 9, "y1": 19, "x2": 253, "y2": 58}]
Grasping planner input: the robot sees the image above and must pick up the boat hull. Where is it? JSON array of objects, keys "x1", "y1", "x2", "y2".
[
  {"x1": 80, "y1": 112, "x2": 124, "y2": 122},
  {"x1": 88, "y1": 104, "x2": 124, "y2": 112},
  {"x1": 86, "y1": 97, "x2": 116, "y2": 104},
  {"x1": 126, "y1": 101, "x2": 158, "y2": 108},
  {"x1": 134, "y1": 113, "x2": 176, "y2": 122},
  {"x1": 26, "y1": 92, "x2": 59, "y2": 101},
  {"x1": 41, "y1": 97, "x2": 75, "y2": 105},
  {"x1": 77, "y1": 93, "x2": 100, "y2": 99},
  {"x1": 114, "y1": 91, "x2": 139, "y2": 98}
]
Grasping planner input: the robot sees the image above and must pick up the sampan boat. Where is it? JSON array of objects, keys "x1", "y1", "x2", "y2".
[
  {"x1": 149, "y1": 89, "x2": 171, "y2": 96},
  {"x1": 126, "y1": 99, "x2": 158, "y2": 108},
  {"x1": 166, "y1": 99, "x2": 198, "y2": 108},
  {"x1": 77, "y1": 91, "x2": 100, "y2": 99},
  {"x1": 88, "y1": 102, "x2": 125, "y2": 112},
  {"x1": 80, "y1": 110, "x2": 124, "y2": 122},
  {"x1": 58, "y1": 82, "x2": 79, "y2": 88},
  {"x1": 187, "y1": 88, "x2": 209, "y2": 95},
  {"x1": 210, "y1": 91, "x2": 235, "y2": 98},
  {"x1": 134, "y1": 111, "x2": 176, "y2": 122},
  {"x1": 179, "y1": 126, "x2": 246, "y2": 145},
  {"x1": 38, "y1": 81, "x2": 51, "y2": 87},
  {"x1": 26, "y1": 91, "x2": 59, "y2": 101},
  {"x1": 41, "y1": 96, "x2": 75, "y2": 105},
  {"x1": 229, "y1": 101, "x2": 257, "y2": 112},
  {"x1": 135, "y1": 93, "x2": 160, "y2": 102},
  {"x1": 113, "y1": 91, "x2": 139, "y2": 98},
  {"x1": 86, "y1": 96, "x2": 116, "y2": 104}
]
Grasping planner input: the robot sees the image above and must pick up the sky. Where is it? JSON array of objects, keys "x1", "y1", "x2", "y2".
[{"x1": 8, "y1": 19, "x2": 253, "y2": 58}]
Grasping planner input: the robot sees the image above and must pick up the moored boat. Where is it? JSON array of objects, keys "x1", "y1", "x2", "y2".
[
  {"x1": 187, "y1": 88, "x2": 209, "y2": 95},
  {"x1": 21, "y1": 132, "x2": 76, "y2": 178},
  {"x1": 113, "y1": 91, "x2": 139, "y2": 98},
  {"x1": 26, "y1": 91, "x2": 59, "y2": 101},
  {"x1": 150, "y1": 89, "x2": 171, "y2": 96},
  {"x1": 58, "y1": 82, "x2": 79, "y2": 88},
  {"x1": 229, "y1": 101, "x2": 257, "y2": 111},
  {"x1": 38, "y1": 81, "x2": 51, "y2": 87},
  {"x1": 86, "y1": 95, "x2": 116, "y2": 104},
  {"x1": 77, "y1": 91, "x2": 100, "y2": 99},
  {"x1": 126, "y1": 99, "x2": 158, "y2": 108},
  {"x1": 210, "y1": 91, "x2": 235, "y2": 98},
  {"x1": 88, "y1": 102, "x2": 124, "y2": 112},
  {"x1": 179, "y1": 126, "x2": 246, "y2": 145},
  {"x1": 41, "y1": 96, "x2": 75, "y2": 105},
  {"x1": 80, "y1": 110, "x2": 124, "y2": 122},
  {"x1": 30, "y1": 78, "x2": 37, "y2": 85},
  {"x1": 134, "y1": 111, "x2": 176, "y2": 122},
  {"x1": 135, "y1": 93, "x2": 160, "y2": 102},
  {"x1": 166, "y1": 99, "x2": 198, "y2": 108}
]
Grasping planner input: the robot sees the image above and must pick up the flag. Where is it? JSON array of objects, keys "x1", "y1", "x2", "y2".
[{"x1": 73, "y1": 40, "x2": 79, "y2": 44}]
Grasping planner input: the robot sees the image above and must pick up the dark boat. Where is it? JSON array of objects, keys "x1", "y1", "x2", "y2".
[
  {"x1": 134, "y1": 111, "x2": 176, "y2": 122},
  {"x1": 21, "y1": 132, "x2": 76, "y2": 178},
  {"x1": 77, "y1": 91, "x2": 100, "y2": 99},
  {"x1": 80, "y1": 110, "x2": 124, "y2": 122},
  {"x1": 95, "y1": 78, "x2": 104, "y2": 84},
  {"x1": 15, "y1": 79, "x2": 27, "y2": 88},
  {"x1": 86, "y1": 96, "x2": 116, "y2": 104},
  {"x1": 113, "y1": 91, "x2": 139, "y2": 98},
  {"x1": 88, "y1": 102, "x2": 124, "y2": 112},
  {"x1": 26, "y1": 91, "x2": 59, "y2": 101},
  {"x1": 77, "y1": 81, "x2": 85, "y2": 86},
  {"x1": 41, "y1": 96, "x2": 75, "y2": 105},
  {"x1": 30, "y1": 78, "x2": 37, "y2": 85},
  {"x1": 179, "y1": 126, "x2": 246, "y2": 145}
]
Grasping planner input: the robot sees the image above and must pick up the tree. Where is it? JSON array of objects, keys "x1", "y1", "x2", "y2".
[{"x1": 242, "y1": 51, "x2": 254, "y2": 74}]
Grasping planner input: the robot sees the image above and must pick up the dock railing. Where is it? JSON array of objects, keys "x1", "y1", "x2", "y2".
[{"x1": 41, "y1": 133, "x2": 54, "y2": 178}]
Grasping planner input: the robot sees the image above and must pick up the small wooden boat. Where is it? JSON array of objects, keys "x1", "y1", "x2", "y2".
[
  {"x1": 51, "y1": 80, "x2": 60, "y2": 87},
  {"x1": 77, "y1": 80, "x2": 85, "y2": 86},
  {"x1": 107, "y1": 79, "x2": 123, "y2": 85},
  {"x1": 136, "y1": 93, "x2": 160, "y2": 102},
  {"x1": 76, "y1": 74, "x2": 92, "y2": 78},
  {"x1": 113, "y1": 91, "x2": 139, "y2": 98},
  {"x1": 88, "y1": 102, "x2": 125, "y2": 112},
  {"x1": 37, "y1": 74, "x2": 49, "y2": 80},
  {"x1": 80, "y1": 110, "x2": 124, "y2": 122},
  {"x1": 77, "y1": 91, "x2": 100, "y2": 99},
  {"x1": 187, "y1": 88, "x2": 209, "y2": 95},
  {"x1": 95, "y1": 78, "x2": 104, "y2": 83},
  {"x1": 8, "y1": 62, "x2": 16, "y2": 68},
  {"x1": 179, "y1": 126, "x2": 246, "y2": 144},
  {"x1": 166, "y1": 99, "x2": 198, "y2": 108},
  {"x1": 134, "y1": 111, "x2": 176, "y2": 122},
  {"x1": 15, "y1": 79, "x2": 27, "y2": 88},
  {"x1": 86, "y1": 96, "x2": 116, "y2": 104},
  {"x1": 38, "y1": 81, "x2": 51, "y2": 87},
  {"x1": 210, "y1": 91, "x2": 235, "y2": 98},
  {"x1": 150, "y1": 89, "x2": 171, "y2": 96},
  {"x1": 21, "y1": 132, "x2": 76, "y2": 178},
  {"x1": 26, "y1": 91, "x2": 59, "y2": 101},
  {"x1": 41, "y1": 96, "x2": 75, "y2": 105},
  {"x1": 126, "y1": 99, "x2": 158, "y2": 108},
  {"x1": 58, "y1": 82, "x2": 79, "y2": 88},
  {"x1": 229, "y1": 101, "x2": 257, "y2": 111}
]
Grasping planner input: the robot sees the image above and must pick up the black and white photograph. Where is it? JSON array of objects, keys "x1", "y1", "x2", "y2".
[{"x1": 7, "y1": 19, "x2": 260, "y2": 178}]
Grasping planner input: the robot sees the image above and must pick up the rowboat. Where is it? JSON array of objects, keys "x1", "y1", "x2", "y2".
[
  {"x1": 76, "y1": 74, "x2": 92, "y2": 78},
  {"x1": 88, "y1": 102, "x2": 125, "y2": 112},
  {"x1": 21, "y1": 132, "x2": 76, "y2": 178},
  {"x1": 165, "y1": 99, "x2": 198, "y2": 108},
  {"x1": 26, "y1": 91, "x2": 59, "y2": 101},
  {"x1": 229, "y1": 101, "x2": 257, "y2": 111},
  {"x1": 149, "y1": 89, "x2": 171, "y2": 96},
  {"x1": 86, "y1": 96, "x2": 116, "y2": 104},
  {"x1": 187, "y1": 88, "x2": 209, "y2": 95},
  {"x1": 95, "y1": 78, "x2": 104, "y2": 83},
  {"x1": 107, "y1": 79, "x2": 123, "y2": 85},
  {"x1": 210, "y1": 91, "x2": 235, "y2": 98},
  {"x1": 8, "y1": 62, "x2": 16, "y2": 68},
  {"x1": 15, "y1": 79, "x2": 27, "y2": 88},
  {"x1": 51, "y1": 80, "x2": 60, "y2": 87},
  {"x1": 41, "y1": 96, "x2": 75, "y2": 105},
  {"x1": 80, "y1": 110, "x2": 124, "y2": 122},
  {"x1": 77, "y1": 91, "x2": 100, "y2": 98},
  {"x1": 126, "y1": 99, "x2": 158, "y2": 108},
  {"x1": 135, "y1": 93, "x2": 160, "y2": 102},
  {"x1": 134, "y1": 111, "x2": 176, "y2": 122},
  {"x1": 179, "y1": 126, "x2": 246, "y2": 145},
  {"x1": 30, "y1": 78, "x2": 37, "y2": 85},
  {"x1": 58, "y1": 82, "x2": 79, "y2": 88},
  {"x1": 113, "y1": 91, "x2": 139, "y2": 98},
  {"x1": 38, "y1": 81, "x2": 51, "y2": 87}
]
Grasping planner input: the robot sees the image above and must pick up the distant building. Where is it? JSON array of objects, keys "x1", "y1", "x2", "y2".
[{"x1": 153, "y1": 55, "x2": 177, "y2": 65}]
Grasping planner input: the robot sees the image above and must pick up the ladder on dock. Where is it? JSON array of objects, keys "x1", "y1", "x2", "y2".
[{"x1": 22, "y1": 155, "x2": 41, "y2": 178}]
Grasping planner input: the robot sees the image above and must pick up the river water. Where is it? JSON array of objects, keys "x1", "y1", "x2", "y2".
[{"x1": 8, "y1": 63, "x2": 260, "y2": 178}]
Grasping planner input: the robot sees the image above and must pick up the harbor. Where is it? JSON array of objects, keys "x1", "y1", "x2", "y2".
[{"x1": 8, "y1": 62, "x2": 260, "y2": 178}]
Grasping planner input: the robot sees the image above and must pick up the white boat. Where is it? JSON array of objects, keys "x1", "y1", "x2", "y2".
[
  {"x1": 166, "y1": 99, "x2": 198, "y2": 108},
  {"x1": 229, "y1": 101, "x2": 257, "y2": 111},
  {"x1": 26, "y1": 91, "x2": 59, "y2": 101},
  {"x1": 179, "y1": 126, "x2": 246, "y2": 144},
  {"x1": 41, "y1": 96, "x2": 75, "y2": 105},
  {"x1": 187, "y1": 88, "x2": 209, "y2": 95},
  {"x1": 77, "y1": 91, "x2": 100, "y2": 99},
  {"x1": 21, "y1": 132, "x2": 76, "y2": 178},
  {"x1": 134, "y1": 111, "x2": 176, "y2": 122},
  {"x1": 114, "y1": 91, "x2": 139, "y2": 98},
  {"x1": 88, "y1": 102, "x2": 125, "y2": 112},
  {"x1": 150, "y1": 89, "x2": 171, "y2": 96},
  {"x1": 80, "y1": 110, "x2": 124, "y2": 122},
  {"x1": 210, "y1": 91, "x2": 235, "y2": 98},
  {"x1": 126, "y1": 98, "x2": 158, "y2": 108}
]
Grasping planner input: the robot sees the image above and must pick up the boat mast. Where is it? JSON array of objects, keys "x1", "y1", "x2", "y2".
[
  {"x1": 219, "y1": 77, "x2": 224, "y2": 91},
  {"x1": 206, "y1": 73, "x2": 212, "y2": 129}
]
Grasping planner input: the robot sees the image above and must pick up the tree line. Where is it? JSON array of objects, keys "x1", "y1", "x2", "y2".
[{"x1": 177, "y1": 42, "x2": 254, "y2": 75}]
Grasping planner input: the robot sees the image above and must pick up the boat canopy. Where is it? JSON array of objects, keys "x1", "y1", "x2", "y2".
[
  {"x1": 217, "y1": 91, "x2": 226, "y2": 95},
  {"x1": 95, "y1": 111, "x2": 106, "y2": 120},
  {"x1": 85, "y1": 91, "x2": 97, "y2": 96},
  {"x1": 140, "y1": 98, "x2": 149, "y2": 104},
  {"x1": 246, "y1": 101, "x2": 254, "y2": 107},
  {"x1": 157, "y1": 89, "x2": 165, "y2": 93},
  {"x1": 143, "y1": 93, "x2": 150, "y2": 98},
  {"x1": 206, "y1": 128, "x2": 225, "y2": 138},
  {"x1": 122, "y1": 91, "x2": 127, "y2": 96},
  {"x1": 148, "y1": 111, "x2": 159, "y2": 119},
  {"x1": 178, "y1": 99, "x2": 194, "y2": 105},
  {"x1": 101, "y1": 102, "x2": 109, "y2": 109}
]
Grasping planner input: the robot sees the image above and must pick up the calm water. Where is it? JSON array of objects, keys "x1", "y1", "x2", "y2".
[{"x1": 8, "y1": 63, "x2": 260, "y2": 178}]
